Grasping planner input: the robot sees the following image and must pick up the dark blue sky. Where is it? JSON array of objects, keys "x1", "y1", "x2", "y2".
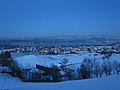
[{"x1": 0, "y1": 0, "x2": 120, "y2": 38}]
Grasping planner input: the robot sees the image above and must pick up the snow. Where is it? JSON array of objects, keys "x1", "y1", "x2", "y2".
[
  {"x1": 14, "y1": 52, "x2": 104, "y2": 68},
  {"x1": 0, "y1": 73, "x2": 120, "y2": 90},
  {"x1": 14, "y1": 53, "x2": 120, "y2": 69},
  {"x1": 14, "y1": 55, "x2": 58, "y2": 68}
]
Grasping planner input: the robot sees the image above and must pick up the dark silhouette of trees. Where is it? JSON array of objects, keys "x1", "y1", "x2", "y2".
[{"x1": 0, "y1": 51, "x2": 12, "y2": 67}]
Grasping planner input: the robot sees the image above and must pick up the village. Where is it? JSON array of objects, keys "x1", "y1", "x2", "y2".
[{"x1": 0, "y1": 43, "x2": 120, "y2": 55}]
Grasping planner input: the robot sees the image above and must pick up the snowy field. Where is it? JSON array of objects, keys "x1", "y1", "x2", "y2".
[
  {"x1": 14, "y1": 52, "x2": 120, "y2": 69},
  {"x1": 14, "y1": 52, "x2": 101, "y2": 68},
  {"x1": 0, "y1": 73, "x2": 120, "y2": 90}
]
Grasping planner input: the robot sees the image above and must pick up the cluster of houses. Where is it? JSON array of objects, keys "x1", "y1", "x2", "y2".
[{"x1": 0, "y1": 44, "x2": 120, "y2": 55}]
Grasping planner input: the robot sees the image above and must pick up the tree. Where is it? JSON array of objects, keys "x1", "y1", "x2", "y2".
[
  {"x1": 102, "y1": 60, "x2": 113, "y2": 76},
  {"x1": 113, "y1": 60, "x2": 120, "y2": 74},
  {"x1": 83, "y1": 58, "x2": 93, "y2": 78},
  {"x1": 0, "y1": 51, "x2": 12, "y2": 67},
  {"x1": 93, "y1": 61, "x2": 101, "y2": 78},
  {"x1": 64, "y1": 68, "x2": 75, "y2": 80},
  {"x1": 50, "y1": 64, "x2": 62, "y2": 82},
  {"x1": 4, "y1": 51, "x2": 11, "y2": 59},
  {"x1": 80, "y1": 64, "x2": 90, "y2": 79}
]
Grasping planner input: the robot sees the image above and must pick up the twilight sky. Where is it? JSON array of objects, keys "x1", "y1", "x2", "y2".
[{"x1": 0, "y1": 0, "x2": 120, "y2": 38}]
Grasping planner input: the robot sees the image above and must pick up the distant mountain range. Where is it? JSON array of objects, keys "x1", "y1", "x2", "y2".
[
  {"x1": 0, "y1": 35, "x2": 120, "y2": 40},
  {"x1": 32, "y1": 35, "x2": 120, "y2": 42},
  {"x1": 0, "y1": 35, "x2": 120, "y2": 46}
]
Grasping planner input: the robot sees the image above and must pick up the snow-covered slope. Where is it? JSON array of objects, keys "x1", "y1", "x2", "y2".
[
  {"x1": 14, "y1": 53, "x2": 120, "y2": 69},
  {"x1": 14, "y1": 52, "x2": 103, "y2": 68},
  {"x1": 0, "y1": 73, "x2": 120, "y2": 90}
]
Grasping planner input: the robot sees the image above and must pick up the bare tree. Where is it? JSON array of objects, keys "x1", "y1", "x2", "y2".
[
  {"x1": 83, "y1": 58, "x2": 93, "y2": 78},
  {"x1": 102, "y1": 60, "x2": 113, "y2": 76},
  {"x1": 93, "y1": 61, "x2": 100, "y2": 78},
  {"x1": 113, "y1": 60, "x2": 120, "y2": 74}
]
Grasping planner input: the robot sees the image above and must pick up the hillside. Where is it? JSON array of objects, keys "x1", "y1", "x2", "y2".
[{"x1": 0, "y1": 73, "x2": 119, "y2": 90}]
